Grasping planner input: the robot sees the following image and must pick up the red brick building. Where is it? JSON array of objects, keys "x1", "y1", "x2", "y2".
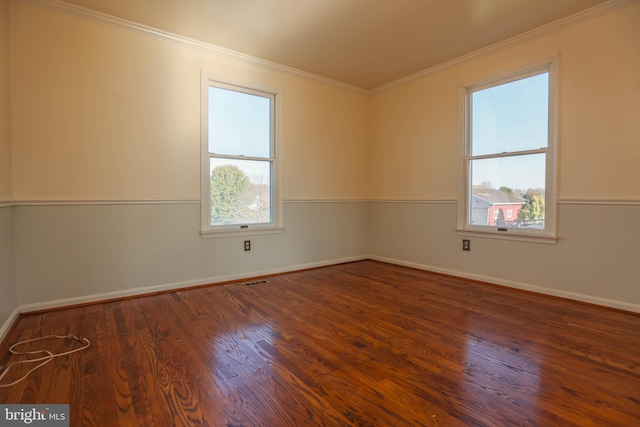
[{"x1": 471, "y1": 186, "x2": 525, "y2": 226}]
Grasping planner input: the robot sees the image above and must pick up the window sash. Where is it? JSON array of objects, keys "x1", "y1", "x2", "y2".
[
  {"x1": 208, "y1": 158, "x2": 274, "y2": 227},
  {"x1": 207, "y1": 83, "x2": 275, "y2": 159}
]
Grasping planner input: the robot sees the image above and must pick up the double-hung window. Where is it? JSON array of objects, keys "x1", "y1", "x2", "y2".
[
  {"x1": 201, "y1": 75, "x2": 281, "y2": 237},
  {"x1": 459, "y1": 59, "x2": 558, "y2": 242}
]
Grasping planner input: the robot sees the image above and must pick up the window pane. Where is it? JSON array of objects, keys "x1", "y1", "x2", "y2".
[
  {"x1": 208, "y1": 86, "x2": 271, "y2": 158},
  {"x1": 209, "y1": 158, "x2": 272, "y2": 226},
  {"x1": 469, "y1": 154, "x2": 545, "y2": 229},
  {"x1": 471, "y1": 72, "x2": 548, "y2": 156}
]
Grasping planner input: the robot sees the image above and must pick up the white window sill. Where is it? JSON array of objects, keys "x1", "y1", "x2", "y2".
[
  {"x1": 201, "y1": 226, "x2": 284, "y2": 239},
  {"x1": 457, "y1": 228, "x2": 558, "y2": 245}
]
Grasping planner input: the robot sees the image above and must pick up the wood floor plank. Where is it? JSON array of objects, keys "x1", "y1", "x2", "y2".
[
  {"x1": 93, "y1": 303, "x2": 139, "y2": 427},
  {"x1": 1, "y1": 260, "x2": 639, "y2": 426}
]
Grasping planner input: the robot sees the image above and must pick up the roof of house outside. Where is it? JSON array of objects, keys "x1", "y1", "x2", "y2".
[{"x1": 472, "y1": 186, "x2": 525, "y2": 205}]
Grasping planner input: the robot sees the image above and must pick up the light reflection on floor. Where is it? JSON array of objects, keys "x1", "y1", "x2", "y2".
[
  {"x1": 461, "y1": 332, "x2": 542, "y2": 422},
  {"x1": 209, "y1": 323, "x2": 276, "y2": 402}
]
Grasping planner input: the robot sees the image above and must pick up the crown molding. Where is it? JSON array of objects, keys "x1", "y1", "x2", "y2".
[
  {"x1": 371, "y1": 0, "x2": 633, "y2": 94},
  {"x1": 17, "y1": 0, "x2": 368, "y2": 94}
]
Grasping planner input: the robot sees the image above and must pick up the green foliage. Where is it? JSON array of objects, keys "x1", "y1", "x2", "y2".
[
  {"x1": 210, "y1": 165, "x2": 252, "y2": 225},
  {"x1": 518, "y1": 190, "x2": 545, "y2": 220},
  {"x1": 499, "y1": 186, "x2": 514, "y2": 195}
]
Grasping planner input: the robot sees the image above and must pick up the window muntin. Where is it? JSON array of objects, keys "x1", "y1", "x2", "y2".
[
  {"x1": 201, "y1": 78, "x2": 280, "y2": 236},
  {"x1": 461, "y1": 61, "x2": 557, "y2": 240}
]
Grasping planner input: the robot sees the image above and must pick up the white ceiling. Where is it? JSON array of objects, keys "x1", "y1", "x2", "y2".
[{"x1": 60, "y1": 0, "x2": 612, "y2": 89}]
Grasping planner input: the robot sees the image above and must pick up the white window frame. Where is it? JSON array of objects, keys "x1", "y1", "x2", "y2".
[
  {"x1": 457, "y1": 58, "x2": 559, "y2": 244},
  {"x1": 200, "y1": 72, "x2": 283, "y2": 238}
]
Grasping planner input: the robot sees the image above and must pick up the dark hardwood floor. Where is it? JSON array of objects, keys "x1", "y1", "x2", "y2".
[{"x1": 1, "y1": 260, "x2": 639, "y2": 426}]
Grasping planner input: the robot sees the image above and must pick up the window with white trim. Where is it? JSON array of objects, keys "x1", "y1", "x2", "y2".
[
  {"x1": 459, "y1": 60, "x2": 558, "y2": 242},
  {"x1": 201, "y1": 75, "x2": 281, "y2": 237}
]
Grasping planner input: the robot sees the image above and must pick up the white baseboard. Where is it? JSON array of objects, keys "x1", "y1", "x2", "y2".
[
  {"x1": 0, "y1": 307, "x2": 21, "y2": 345},
  {"x1": 370, "y1": 255, "x2": 640, "y2": 314},
  {"x1": 9, "y1": 253, "x2": 638, "y2": 328},
  {"x1": 18, "y1": 255, "x2": 369, "y2": 314}
]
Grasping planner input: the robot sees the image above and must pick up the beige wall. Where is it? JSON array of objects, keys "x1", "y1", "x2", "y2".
[
  {"x1": 558, "y1": 4, "x2": 640, "y2": 200},
  {"x1": 10, "y1": 2, "x2": 370, "y2": 201},
  {"x1": 1, "y1": 0, "x2": 17, "y2": 338},
  {"x1": 371, "y1": 1, "x2": 640, "y2": 201},
  {"x1": 0, "y1": 0, "x2": 10, "y2": 201}
]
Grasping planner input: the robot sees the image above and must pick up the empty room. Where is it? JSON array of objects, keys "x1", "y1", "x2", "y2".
[{"x1": 1, "y1": 0, "x2": 639, "y2": 425}]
